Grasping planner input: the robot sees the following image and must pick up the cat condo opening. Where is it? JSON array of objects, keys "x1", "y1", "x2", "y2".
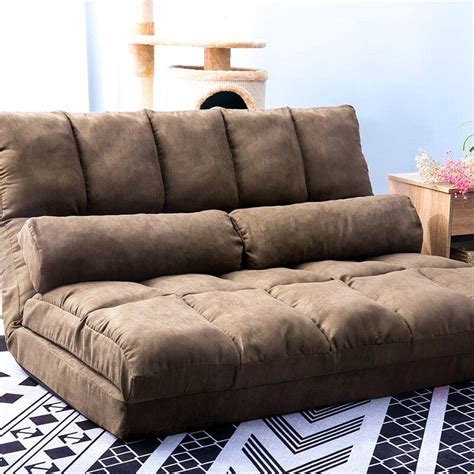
[
  {"x1": 130, "y1": 2, "x2": 267, "y2": 110},
  {"x1": 163, "y1": 41, "x2": 268, "y2": 110}
]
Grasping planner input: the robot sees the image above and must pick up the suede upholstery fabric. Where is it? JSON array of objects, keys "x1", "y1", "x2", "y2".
[
  {"x1": 3, "y1": 106, "x2": 474, "y2": 440},
  {"x1": 269, "y1": 280, "x2": 411, "y2": 351},
  {"x1": 0, "y1": 218, "x2": 36, "y2": 341},
  {"x1": 371, "y1": 252, "x2": 469, "y2": 269},
  {"x1": 21, "y1": 262, "x2": 474, "y2": 396},
  {"x1": 0, "y1": 106, "x2": 373, "y2": 220},
  {"x1": 0, "y1": 112, "x2": 86, "y2": 219},
  {"x1": 291, "y1": 105, "x2": 373, "y2": 200},
  {"x1": 222, "y1": 108, "x2": 308, "y2": 207},
  {"x1": 148, "y1": 109, "x2": 239, "y2": 212},
  {"x1": 23, "y1": 295, "x2": 240, "y2": 402},
  {"x1": 296, "y1": 260, "x2": 405, "y2": 282},
  {"x1": 231, "y1": 195, "x2": 423, "y2": 269},
  {"x1": 18, "y1": 211, "x2": 242, "y2": 293},
  {"x1": 349, "y1": 269, "x2": 474, "y2": 360},
  {"x1": 143, "y1": 273, "x2": 252, "y2": 297},
  {"x1": 221, "y1": 267, "x2": 331, "y2": 291},
  {"x1": 10, "y1": 327, "x2": 474, "y2": 439},
  {"x1": 0, "y1": 105, "x2": 372, "y2": 347},
  {"x1": 67, "y1": 111, "x2": 165, "y2": 214},
  {"x1": 15, "y1": 261, "x2": 474, "y2": 438},
  {"x1": 417, "y1": 267, "x2": 474, "y2": 298}
]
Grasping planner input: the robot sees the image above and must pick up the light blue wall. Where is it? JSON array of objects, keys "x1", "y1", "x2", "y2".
[
  {"x1": 242, "y1": 1, "x2": 473, "y2": 194},
  {"x1": 86, "y1": 0, "x2": 473, "y2": 195}
]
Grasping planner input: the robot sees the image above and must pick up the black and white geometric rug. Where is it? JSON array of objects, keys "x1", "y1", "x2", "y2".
[{"x1": 1, "y1": 322, "x2": 473, "y2": 473}]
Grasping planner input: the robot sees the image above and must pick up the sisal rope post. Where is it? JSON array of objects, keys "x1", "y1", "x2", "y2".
[
  {"x1": 130, "y1": 0, "x2": 154, "y2": 109},
  {"x1": 204, "y1": 48, "x2": 231, "y2": 71}
]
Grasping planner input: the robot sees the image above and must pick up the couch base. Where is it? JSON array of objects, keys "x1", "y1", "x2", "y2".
[{"x1": 10, "y1": 327, "x2": 474, "y2": 440}]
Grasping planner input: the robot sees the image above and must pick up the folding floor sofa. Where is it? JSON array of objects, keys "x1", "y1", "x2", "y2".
[{"x1": 1, "y1": 106, "x2": 473, "y2": 439}]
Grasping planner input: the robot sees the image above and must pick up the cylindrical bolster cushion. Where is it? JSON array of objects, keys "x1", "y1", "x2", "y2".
[
  {"x1": 18, "y1": 211, "x2": 243, "y2": 293},
  {"x1": 231, "y1": 195, "x2": 423, "y2": 269}
]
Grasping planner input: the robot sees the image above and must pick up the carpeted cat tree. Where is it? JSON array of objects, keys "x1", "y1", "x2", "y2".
[{"x1": 130, "y1": 0, "x2": 267, "y2": 110}]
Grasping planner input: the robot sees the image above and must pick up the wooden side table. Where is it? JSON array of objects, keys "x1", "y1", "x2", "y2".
[{"x1": 387, "y1": 173, "x2": 474, "y2": 257}]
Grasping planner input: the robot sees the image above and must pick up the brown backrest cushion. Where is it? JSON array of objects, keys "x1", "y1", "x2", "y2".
[
  {"x1": 0, "y1": 106, "x2": 371, "y2": 220},
  {"x1": 291, "y1": 105, "x2": 373, "y2": 200},
  {"x1": 222, "y1": 107, "x2": 308, "y2": 207},
  {"x1": 18, "y1": 211, "x2": 243, "y2": 293},
  {"x1": 148, "y1": 109, "x2": 239, "y2": 212},
  {"x1": 67, "y1": 111, "x2": 165, "y2": 214},
  {"x1": 0, "y1": 112, "x2": 87, "y2": 219},
  {"x1": 231, "y1": 195, "x2": 422, "y2": 269}
]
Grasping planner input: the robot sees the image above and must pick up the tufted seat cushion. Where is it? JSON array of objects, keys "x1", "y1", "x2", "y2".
[{"x1": 21, "y1": 259, "x2": 474, "y2": 408}]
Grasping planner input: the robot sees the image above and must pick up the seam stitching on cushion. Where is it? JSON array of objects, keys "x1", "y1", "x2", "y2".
[
  {"x1": 228, "y1": 215, "x2": 246, "y2": 268},
  {"x1": 25, "y1": 220, "x2": 44, "y2": 295},
  {"x1": 345, "y1": 275, "x2": 417, "y2": 330},
  {"x1": 125, "y1": 350, "x2": 474, "y2": 405},
  {"x1": 348, "y1": 269, "x2": 474, "y2": 339},
  {"x1": 179, "y1": 295, "x2": 243, "y2": 363},
  {"x1": 416, "y1": 268, "x2": 474, "y2": 299},
  {"x1": 144, "y1": 109, "x2": 167, "y2": 211},
  {"x1": 131, "y1": 338, "x2": 415, "y2": 375},
  {"x1": 348, "y1": 106, "x2": 373, "y2": 195},
  {"x1": 64, "y1": 112, "x2": 89, "y2": 213},
  {"x1": 0, "y1": 118, "x2": 17, "y2": 220},
  {"x1": 26, "y1": 323, "x2": 461, "y2": 410},
  {"x1": 219, "y1": 108, "x2": 242, "y2": 208},
  {"x1": 139, "y1": 282, "x2": 251, "y2": 297},
  {"x1": 263, "y1": 288, "x2": 333, "y2": 349},
  {"x1": 130, "y1": 338, "x2": 420, "y2": 392},
  {"x1": 27, "y1": 299, "x2": 132, "y2": 393},
  {"x1": 217, "y1": 108, "x2": 240, "y2": 209},
  {"x1": 0, "y1": 154, "x2": 6, "y2": 220},
  {"x1": 18, "y1": 326, "x2": 125, "y2": 403},
  {"x1": 22, "y1": 302, "x2": 474, "y2": 405},
  {"x1": 42, "y1": 289, "x2": 163, "y2": 318},
  {"x1": 288, "y1": 107, "x2": 310, "y2": 201},
  {"x1": 35, "y1": 296, "x2": 237, "y2": 377},
  {"x1": 33, "y1": 284, "x2": 474, "y2": 381},
  {"x1": 344, "y1": 282, "x2": 415, "y2": 340},
  {"x1": 229, "y1": 213, "x2": 254, "y2": 268},
  {"x1": 145, "y1": 109, "x2": 170, "y2": 211},
  {"x1": 2, "y1": 220, "x2": 25, "y2": 336}
]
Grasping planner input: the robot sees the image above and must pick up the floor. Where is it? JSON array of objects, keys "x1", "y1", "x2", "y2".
[{"x1": 1, "y1": 322, "x2": 473, "y2": 473}]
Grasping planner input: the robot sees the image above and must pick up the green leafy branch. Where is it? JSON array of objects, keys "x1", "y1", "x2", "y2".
[{"x1": 461, "y1": 120, "x2": 474, "y2": 153}]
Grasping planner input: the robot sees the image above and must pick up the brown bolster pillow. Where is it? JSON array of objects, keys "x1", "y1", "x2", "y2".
[
  {"x1": 230, "y1": 195, "x2": 423, "y2": 269},
  {"x1": 18, "y1": 211, "x2": 243, "y2": 293}
]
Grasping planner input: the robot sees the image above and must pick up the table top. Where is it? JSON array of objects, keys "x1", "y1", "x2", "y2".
[
  {"x1": 388, "y1": 173, "x2": 474, "y2": 195},
  {"x1": 131, "y1": 36, "x2": 266, "y2": 49}
]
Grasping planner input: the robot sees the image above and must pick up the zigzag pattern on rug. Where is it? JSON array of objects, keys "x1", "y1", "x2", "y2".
[{"x1": 1, "y1": 323, "x2": 473, "y2": 473}]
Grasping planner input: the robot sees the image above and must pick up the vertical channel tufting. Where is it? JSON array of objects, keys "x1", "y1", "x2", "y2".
[
  {"x1": 289, "y1": 107, "x2": 310, "y2": 198},
  {"x1": 290, "y1": 105, "x2": 373, "y2": 201},
  {"x1": 146, "y1": 108, "x2": 239, "y2": 213},
  {"x1": 67, "y1": 111, "x2": 165, "y2": 215},
  {"x1": 63, "y1": 111, "x2": 89, "y2": 215},
  {"x1": 144, "y1": 109, "x2": 169, "y2": 212},
  {"x1": 0, "y1": 111, "x2": 87, "y2": 218},
  {"x1": 218, "y1": 107, "x2": 242, "y2": 209},
  {"x1": 221, "y1": 107, "x2": 308, "y2": 207},
  {"x1": 143, "y1": 109, "x2": 166, "y2": 212}
]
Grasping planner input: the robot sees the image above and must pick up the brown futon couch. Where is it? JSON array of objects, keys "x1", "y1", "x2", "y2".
[{"x1": 1, "y1": 106, "x2": 473, "y2": 439}]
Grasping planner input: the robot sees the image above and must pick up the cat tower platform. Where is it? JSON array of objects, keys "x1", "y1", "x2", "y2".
[{"x1": 130, "y1": 3, "x2": 267, "y2": 110}]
